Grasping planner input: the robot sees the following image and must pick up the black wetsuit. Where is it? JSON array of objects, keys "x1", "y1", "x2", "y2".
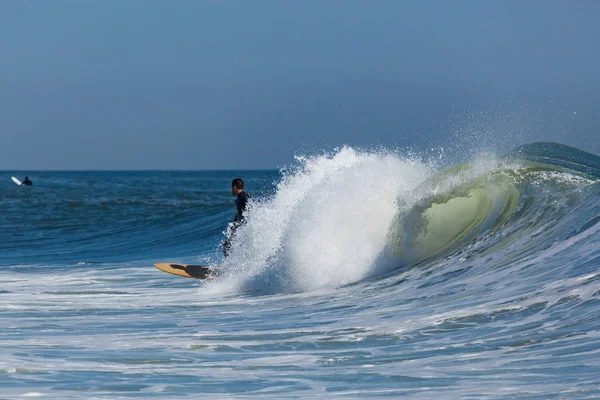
[
  {"x1": 223, "y1": 191, "x2": 251, "y2": 257},
  {"x1": 234, "y1": 191, "x2": 251, "y2": 223},
  {"x1": 22, "y1": 178, "x2": 32, "y2": 186}
]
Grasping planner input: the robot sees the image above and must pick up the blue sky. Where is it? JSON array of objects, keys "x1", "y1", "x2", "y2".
[{"x1": 1, "y1": 0, "x2": 599, "y2": 169}]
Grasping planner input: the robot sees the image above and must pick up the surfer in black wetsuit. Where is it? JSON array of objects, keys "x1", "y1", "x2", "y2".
[
  {"x1": 223, "y1": 178, "x2": 251, "y2": 257},
  {"x1": 22, "y1": 176, "x2": 32, "y2": 186}
]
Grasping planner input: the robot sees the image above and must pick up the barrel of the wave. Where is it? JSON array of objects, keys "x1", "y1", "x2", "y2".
[{"x1": 386, "y1": 167, "x2": 520, "y2": 265}]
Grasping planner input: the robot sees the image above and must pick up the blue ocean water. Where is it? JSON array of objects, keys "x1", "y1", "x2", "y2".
[{"x1": 1, "y1": 142, "x2": 599, "y2": 399}]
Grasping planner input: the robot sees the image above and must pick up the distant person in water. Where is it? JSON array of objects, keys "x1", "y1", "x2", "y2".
[
  {"x1": 223, "y1": 178, "x2": 251, "y2": 257},
  {"x1": 22, "y1": 176, "x2": 32, "y2": 186}
]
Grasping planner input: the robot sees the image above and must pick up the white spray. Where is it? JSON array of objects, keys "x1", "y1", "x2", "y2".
[{"x1": 216, "y1": 147, "x2": 431, "y2": 293}]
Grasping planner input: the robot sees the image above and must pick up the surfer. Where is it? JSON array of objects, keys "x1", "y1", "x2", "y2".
[
  {"x1": 223, "y1": 178, "x2": 251, "y2": 257},
  {"x1": 22, "y1": 176, "x2": 33, "y2": 186}
]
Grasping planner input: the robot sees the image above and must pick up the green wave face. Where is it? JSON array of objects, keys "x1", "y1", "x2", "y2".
[
  {"x1": 388, "y1": 167, "x2": 520, "y2": 264},
  {"x1": 387, "y1": 141, "x2": 600, "y2": 266}
]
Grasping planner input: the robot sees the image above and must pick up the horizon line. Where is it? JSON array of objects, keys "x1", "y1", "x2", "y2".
[{"x1": 2, "y1": 168, "x2": 280, "y2": 172}]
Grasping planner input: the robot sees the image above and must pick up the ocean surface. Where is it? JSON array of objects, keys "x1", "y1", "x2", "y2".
[{"x1": 1, "y1": 142, "x2": 599, "y2": 399}]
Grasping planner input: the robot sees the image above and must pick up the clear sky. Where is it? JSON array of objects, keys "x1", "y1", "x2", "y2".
[{"x1": 1, "y1": 0, "x2": 599, "y2": 170}]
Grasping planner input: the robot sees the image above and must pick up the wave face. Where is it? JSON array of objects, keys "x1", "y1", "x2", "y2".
[
  {"x1": 1, "y1": 143, "x2": 599, "y2": 398},
  {"x1": 219, "y1": 143, "x2": 599, "y2": 294}
]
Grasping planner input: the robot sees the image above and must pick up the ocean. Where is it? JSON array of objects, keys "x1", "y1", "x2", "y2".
[{"x1": 1, "y1": 142, "x2": 599, "y2": 399}]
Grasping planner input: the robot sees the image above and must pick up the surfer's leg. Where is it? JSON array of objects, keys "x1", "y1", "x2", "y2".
[
  {"x1": 222, "y1": 237, "x2": 231, "y2": 257},
  {"x1": 222, "y1": 223, "x2": 238, "y2": 258}
]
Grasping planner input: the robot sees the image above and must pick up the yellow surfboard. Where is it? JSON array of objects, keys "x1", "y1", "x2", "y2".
[{"x1": 154, "y1": 263, "x2": 219, "y2": 279}]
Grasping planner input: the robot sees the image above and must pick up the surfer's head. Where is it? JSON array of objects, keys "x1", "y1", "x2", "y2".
[{"x1": 231, "y1": 178, "x2": 244, "y2": 196}]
